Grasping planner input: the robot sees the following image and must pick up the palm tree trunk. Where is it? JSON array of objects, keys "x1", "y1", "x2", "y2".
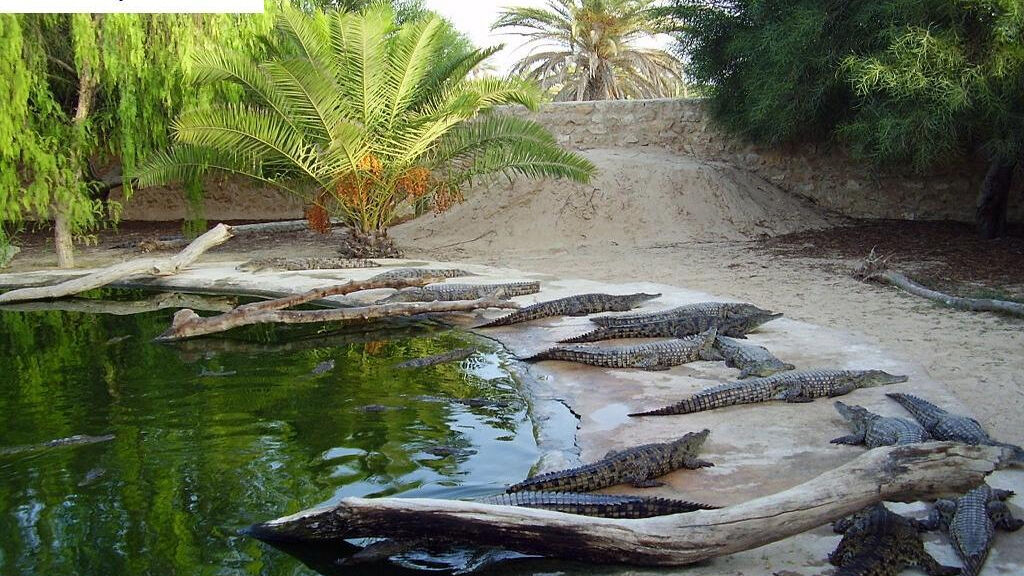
[{"x1": 976, "y1": 158, "x2": 1015, "y2": 240}]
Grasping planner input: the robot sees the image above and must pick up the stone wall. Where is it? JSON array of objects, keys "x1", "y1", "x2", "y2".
[{"x1": 123, "y1": 98, "x2": 1022, "y2": 223}]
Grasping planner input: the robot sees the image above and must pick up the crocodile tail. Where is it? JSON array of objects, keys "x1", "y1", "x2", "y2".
[
  {"x1": 886, "y1": 392, "x2": 947, "y2": 429},
  {"x1": 628, "y1": 397, "x2": 698, "y2": 417},
  {"x1": 477, "y1": 311, "x2": 520, "y2": 328},
  {"x1": 520, "y1": 348, "x2": 556, "y2": 362},
  {"x1": 559, "y1": 327, "x2": 608, "y2": 344}
]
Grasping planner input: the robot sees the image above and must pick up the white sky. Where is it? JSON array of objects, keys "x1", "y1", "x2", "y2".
[{"x1": 423, "y1": 0, "x2": 552, "y2": 74}]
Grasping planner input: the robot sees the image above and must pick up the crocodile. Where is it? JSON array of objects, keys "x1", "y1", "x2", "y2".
[
  {"x1": 506, "y1": 429, "x2": 712, "y2": 493},
  {"x1": 924, "y1": 484, "x2": 1023, "y2": 576},
  {"x1": 477, "y1": 292, "x2": 661, "y2": 328},
  {"x1": 376, "y1": 281, "x2": 541, "y2": 303},
  {"x1": 829, "y1": 503, "x2": 959, "y2": 576},
  {"x1": 830, "y1": 401, "x2": 932, "y2": 448},
  {"x1": 478, "y1": 492, "x2": 719, "y2": 519},
  {"x1": 559, "y1": 311, "x2": 781, "y2": 344},
  {"x1": 393, "y1": 347, "x2": 477, "y2": 369},
  {"x1": 886, "y1": 393, "x2": 1024, "y2": 460},
  {"x1": 370, "y1": 268, "x2": 476, "y2": 281},
  {"x1": 0, "y1": 434, "x2": 116, "y2": 457},
  {"x1": 628, "y1": 369, "x2": 908, "y2": 417},
  {"x1": 236, "y1": 257, "x2": 380, "y2": 272},
  {"x1": 522, "y1": 328, "x2": 717, "y2": 371},
  {"x1": 590, "y1": 301, "x2": 774, "y2": 328},
  {"x1": 701, "y1": 334, "x2": 795, "y2": 378}
]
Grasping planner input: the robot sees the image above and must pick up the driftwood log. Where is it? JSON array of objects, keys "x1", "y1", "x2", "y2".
[
  {"x1": 0, "y1": 292, "x2": 237, "y2": 315},
  {"x1": 155, "y1": 275, "x2": 518, "y2": 341},
  {"x1": 854, "y1": 250, "x2": 1024, "y2": 317},
  {"x1": 247, "y1": 442, "x2": 1011, "y2": 566},
  {"x1": 0, "y1": 223, "x2": 233, "y2": 304}
]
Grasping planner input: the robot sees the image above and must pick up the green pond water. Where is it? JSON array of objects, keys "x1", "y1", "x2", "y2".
[{"x1": 0, "y1": 291, "x2": 542, "y2": 575}]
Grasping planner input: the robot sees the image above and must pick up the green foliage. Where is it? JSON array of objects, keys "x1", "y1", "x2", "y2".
[
  {"x1": 0, "y1": 8, "x2": 278, "y2": 250},
  {"x1": 664, "y1": 0, "x2": 1024, "y2": 171},
  {"x1": 139, "y1": 5, "x2": 595, "y2": 234},
  {"x1": 494, "y1": 0, "x2": 684, "y2": 101}
]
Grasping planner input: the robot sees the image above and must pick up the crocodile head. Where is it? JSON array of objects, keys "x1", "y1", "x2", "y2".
[
  {"x1": 668, "y1": 429, "x2": 711, "y2": 466},
  {"x1": 626, "y1": 292, "x2": 662, "y2": 305},
  {"x1": 851, "y1": 370, "x2": 909, "y2": 388},
  {"x1": 834, "y1": 401, "x2": 875, "y2": 428}
]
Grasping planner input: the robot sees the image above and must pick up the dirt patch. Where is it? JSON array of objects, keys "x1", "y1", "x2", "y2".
[{"x1": 761, "y1": 220, "x2": 1024, "y2": 299}]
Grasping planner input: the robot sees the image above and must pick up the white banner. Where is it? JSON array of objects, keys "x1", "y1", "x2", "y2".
[{"x1": 0, "y1": 0, "x2": 264, "y2": 12}]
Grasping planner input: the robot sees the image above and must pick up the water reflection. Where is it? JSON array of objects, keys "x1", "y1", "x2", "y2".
[{"x1": 0, "y1": 292, "x2": 538, "y2": 575}]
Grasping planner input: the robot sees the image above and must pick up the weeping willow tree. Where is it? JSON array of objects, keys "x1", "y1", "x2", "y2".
[
  {"x1": 0, "y1": 9, "x2": 278, "y2": 268},
  {"x1": 138, "y1": 5, "x2": 594, "y2": 252}
]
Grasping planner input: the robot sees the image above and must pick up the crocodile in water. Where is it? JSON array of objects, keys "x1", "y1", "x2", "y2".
[
  {"x1": 701, "y1": 334, "x2": 794, "y2": 378},
  {"x1": 0, "y1": 434, "x2": 116, "y2": 457},
  {"x1": 506, "y1": 429, "x2": 712, "y2": 493},
  {"x1": 830, "y1": 401, "x2": 931, "y2": 448},
  {"x1": 478, "y1": 492, "x2": 719, "y2": 519},
  {"x1": 590, "y1": 301, "x2": 774, "y2": 328},
  {"x1": 886, "y1": 392, "x2": 1024, "y2": 460},
  {"x1": 522, "y1": 328, "x2": 716, "y2": 371},
  {"x1": 924, "y1": 483, "x2": 1023, "y2": 576},
  {"x1": 478, "y1": 292, "x2": 661, "y2": 328},
  {"x1": 377, "y1": 281, "x2": 540, "y2": 303},
  {"x1": 560, "y1": 311, "x2": 781, "y2": 344},
  {"x1": 393, "y1": 347, "x2": 477, "y2": 369},
  {"x1": 628, "y1": 369, "x2": 908, "y2": 417},
  {"x1": 829, "y1": 503, "x2": 959, "y2": 576},
  {"x1": 236, "y1": 257, "x2": 380, "y2": 272}
]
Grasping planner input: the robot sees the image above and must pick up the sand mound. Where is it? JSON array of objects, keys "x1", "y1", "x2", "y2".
[{"x1": 392, "y1": 148, "x2": 836, "y2": 255}]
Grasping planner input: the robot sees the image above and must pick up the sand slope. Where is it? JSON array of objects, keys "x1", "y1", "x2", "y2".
[{"x1": 393, "y1": 148, "x2": 837, "y2": 253}]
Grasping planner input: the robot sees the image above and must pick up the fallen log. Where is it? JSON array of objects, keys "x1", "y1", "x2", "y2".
[
  {"x1": 155, "y1": 274, "x2": 518, "y2": 341},
  {"x1": 854, "y1": 250, "x2": 1024, "y2": 318},
  {"x1": 0, "y1": 223, "x2": 233, "y2": 304},
  {"x1": 246, "y1": 442, "x2": 1011, "y2": 566},
  {"x1": 0, "y1": 292, "x2": 237, "y2": 315}
]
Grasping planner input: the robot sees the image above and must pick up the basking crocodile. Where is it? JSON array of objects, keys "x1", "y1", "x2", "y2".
[
  {"x1": 628, "y1": 369, "x2": 908, "y2": 417},
  {"x1": 887, "y1": 393, "x2": 1024, "y2": 460},
  {"x1": 829, "y1": 504, "x2": 959, "y2": 576},
  {"x1": 831, "y1": 401, "x2": 931, "y2": 448},
  {"x1": 479, "y1": 492, "x2": 719, "y2": 519},
  {"x1": 377, "y1": 281, "x2": 540, "y2": 303},
  {"x1": 560, "y1": 311, "x2": 781, "y2": 344},
  {"x1": 590, "y1": 301, "x2": 773, "y2": 328},
  {"x1": 702, "y1": 335, "x2": 795, "y2": 378},
  {"x1": 506, "y1": 429, "x2": 712, "y2": 493},
  {"x1": 924, "y1": 484, "x2": 1023, "y2": 576},
  {"x1": 393, "y1": 347, "x2": 477, "y2": 369},
  {"x1": 522, "y1": 328, "x2": 716, "y2": 371},
  {"x1": 478, "y1": 292, "x2": 661, "y2": 328},
  {"x1": 370, "y1": 268, "x2": 476, "y2": 281},
  {"x1": 236, "y1": 257, "x2": 380, "y2": 272}
]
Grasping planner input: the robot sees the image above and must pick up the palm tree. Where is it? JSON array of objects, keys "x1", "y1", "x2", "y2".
[
  {"x1": 138, "y1": 5, "x2": 594, "y2": 243},
  {"x1": 493, "y1": 0, "x2": 683, "y2": 101}
]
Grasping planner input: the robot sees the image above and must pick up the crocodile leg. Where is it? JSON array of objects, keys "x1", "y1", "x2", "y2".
[
  {"x1": 632, "y1": 352, "x2": 669, "y2": 371},
  {"x1": 683, "y1": 457, "x2": 714, "y2": 469},
  {"x1": 987, "y1": 501, "x2": 1024, "y2": 531},
  {"x1": 991, "y1": 488, "x2": 1015, "y2": 501},
  {"x1": 922, "y1": 500, "x2": 956, "y2": 531},
  {"x1": 781, "y1": 386, "x2": 816, "y2": 403},
  {"x1": 831, "y1": 434, "x2": 866, "y2": 446},
  {"x1": 912, "y1": 550, "x2": 961, "y2": 576}
]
